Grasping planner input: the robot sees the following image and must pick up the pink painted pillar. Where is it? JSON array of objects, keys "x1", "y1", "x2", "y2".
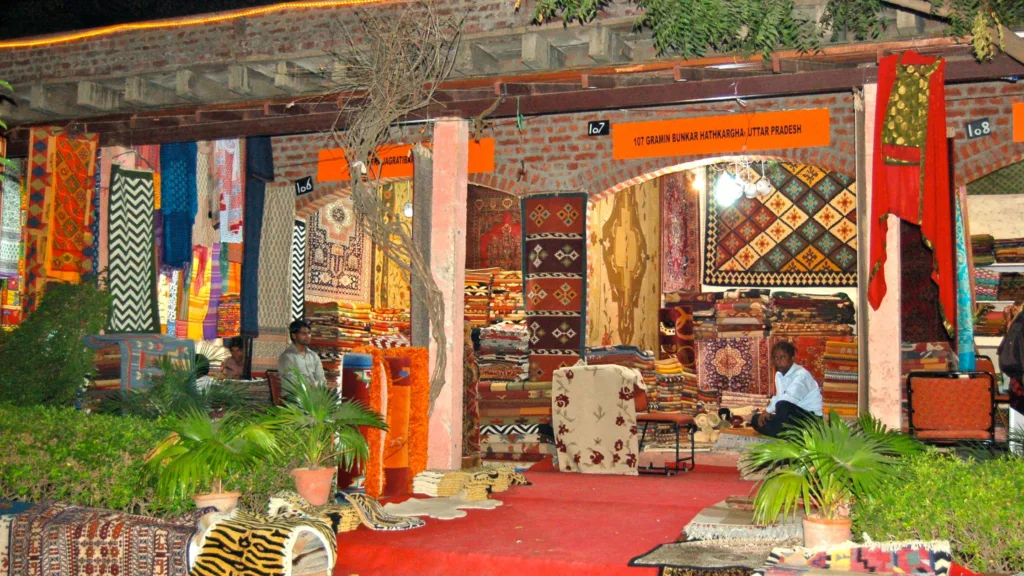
[
  {"x1": 863, "y1": 84, "x2": 903, "y2": 429},
  {"x1": 427, "y1": 118, "x2": 469, "y2": 469}
]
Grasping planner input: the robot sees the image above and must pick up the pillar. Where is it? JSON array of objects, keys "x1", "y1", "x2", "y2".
[
  {"x1": 862, "y1": 84, "x2": 903, "y2": 429},
  {"x1": 426, "y1": 118, "x2": 469, "y2": 469}
]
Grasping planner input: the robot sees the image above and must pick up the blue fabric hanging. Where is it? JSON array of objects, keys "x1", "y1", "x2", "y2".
[
  {"x1": 160, "y1": 142, "x2": 198, "y2": 268},
  {"x1": 240, "y1": 136, "x2": 273, "y2": 338}
]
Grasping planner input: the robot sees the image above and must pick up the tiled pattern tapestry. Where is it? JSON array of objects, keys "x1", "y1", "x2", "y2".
[
  {"x1": 703, "y1": 162, "x2": 857, "y2": 287},
  {"x1": 523, "y1": 193, "x2": 588, "y2": 383},
  {"x1": 587, "y1": 178, "x2": 660, "y2": 352}
]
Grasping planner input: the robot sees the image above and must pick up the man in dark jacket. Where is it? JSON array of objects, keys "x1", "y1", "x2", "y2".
[{"x1": 997, "y1": 304, "x2": 1024, "y2": 416}]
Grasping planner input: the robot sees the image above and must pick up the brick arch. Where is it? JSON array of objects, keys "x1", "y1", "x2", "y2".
[
  {"x1": 959, "y1": 148, "x2": 1024, "y2": 188},
  {"x1": 586, "y1": 152, "x2": 855, "y2": 201},
  {"x1": 468, "y1": 173, "x2": 540, "y2": 197}
]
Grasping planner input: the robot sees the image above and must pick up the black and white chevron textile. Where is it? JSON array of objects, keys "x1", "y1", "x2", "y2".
[
  {"x1": 291, "y1": 219, "x2": 306, "y2": 322},
  {"x1": 479, "y1": 424, "x2": 544, "y2": 436},
  {"x1": 107, "y1": 166, "x2": 159, "y2": 333}
]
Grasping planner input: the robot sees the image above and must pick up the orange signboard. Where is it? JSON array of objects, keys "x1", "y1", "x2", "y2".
[
  {"x1": 318, "y1": 138, "x2": 495, "y2": 182},
  {"x1": 1014, "y1": 102, "x2": 1024, "y2": 143},
  {"x1": 612, "y1": 108, "x2": 831, "y2": 160}
]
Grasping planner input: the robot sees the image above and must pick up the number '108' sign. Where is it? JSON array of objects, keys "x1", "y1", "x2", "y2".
[{"x1": 965, "y1": 118, "x2": 992, "y2": 140}]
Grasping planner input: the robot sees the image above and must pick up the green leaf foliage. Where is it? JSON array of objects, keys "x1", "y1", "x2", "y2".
[
  {"x1": 0, "y1": 278, "x2": 113, "y2": 406},
  {"x1": 821, "y1": 0, "x2": 886, "y2": 42},
  {"x1": 534, "y1": 0, "x2": 1024, "y2": 62},
  {"x1": 853, "y1": 451, "x2": 1024, "y2": 573},
  {"x1": 743, "y1": 411, "x2": 924, "y2": 523},
  {"x1": 0, "y1": 404, "x2": 299, "y2": 518},
  {"x1": 146, "y1": 408, "x2": 280, "y2": 502},
  {"x1": 265, "y1": 369, "x2": 387, "y2": 470}
]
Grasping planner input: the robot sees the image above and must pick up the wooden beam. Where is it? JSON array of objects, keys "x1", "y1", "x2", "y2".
[
  {"x1": 674, "y1": 65, "x2": 767, "y2": 81},
  {"x1": 77, "y1": 81, "x2": 122, "y2": 112},
  {"x1": 5, "y1": 53, "x2": 1024, "y2": 156},
  {"x1": 125, "y1": 76, "x2": 180, "y2": 107},
  {"x1": 176, "y1": 69, "x2": 236, "y2": 102},
  {"x1": 776, "y1": 58, "x2": 864, "y2": 73},
  {"x1": 522, "y1": 33, "x2": 566, "y2": 71},
  {"x1": 29, "y1": 84, "x2": 87, "y2": 116},
  {"x1": 498, "y1": 82, "x2": 583, "y2": 96}
]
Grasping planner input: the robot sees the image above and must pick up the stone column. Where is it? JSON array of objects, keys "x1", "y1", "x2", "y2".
[
  {"x1": 862, "y1": 84, "x2": 903, "y2": 429},
  {"x1": 425, "y1": 118, "x2": 469, "y2": 469}
]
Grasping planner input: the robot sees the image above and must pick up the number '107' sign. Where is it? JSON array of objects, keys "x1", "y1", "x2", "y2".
[{"x1": 965, "y1": 118, "x2": 992, "y2": 140}]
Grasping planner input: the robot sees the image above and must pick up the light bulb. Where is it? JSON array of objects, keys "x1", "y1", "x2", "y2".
[
  {"x1": 714, "y1": 173, "x2": 742, "y2": 207},
  {"x1": 402, "y1": 202, "x2": 413, "y2": 218},
  {"x1": 755, "y1": 178, "x2": 772, "y2": 196}
]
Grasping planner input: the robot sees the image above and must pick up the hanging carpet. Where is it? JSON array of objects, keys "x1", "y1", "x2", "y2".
[
  {"x1": 901, "y1": 221, "x2": 949, "y2": 344},
  {"x1": 44, "y1": 133, "x2": 98, "y2": 282},
  {"x1": 704, "y1": 162, "x2": 858, "y2": 287},
  {"x1": 522, "y1": 193, "x2": 588, "y2": 382},
  {"x1": 107, "y1": 166, "x2": 160, "y2": 333},
  {"x1": 306, "y1": 196, "x2": 373, "y2": 304},
  {"x1": 291, "y1": 219, "x2": 306, "y2": 322},
  {"x1": 868, "y1": 51, "x2": 953, "y2": 336},
  {"x1": 467, "y1": 185, "x2": 522, "y2": 271},
  {"x1": 241, "y1": 136, "x2": 273, "y2": 336},
  {"x1": 160, "y1": 141, "x2": 197, "y2": 268},
  {"x1": 372, "y1": 181, "x2": 412, "y2": 310},
  {"x1": 661, "y1": 169, "x2": 702, "y2": 293},
  {"x1": 23, "y1": 127, "x2": 65, "y2": 312},
  {"x1": 215, "y1": 139, "x2": 245, "y2": 243},
  {"x1": 0, "y1": 159, "x2": 22, "y2": 278},
  {"x1": 252, "y1": 183, "x2": 295, "y2": 374}
]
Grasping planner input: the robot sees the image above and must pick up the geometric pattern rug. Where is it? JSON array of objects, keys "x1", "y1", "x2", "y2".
[
  {"x1": 291, "y1": 219, "x2": 306, "y2": 322},
  {"x1": 6, "y1": 501, "x2": 198, "y2": 576},
  {"x1": 522, "y1": 193, "x2": 588, "y2": 382},
  {"x1": 704, "y1": 162, "x2": 857, "y2": 287},
  {"x1": 106, "y1": 166, "x2": 160, "y2": 334}
]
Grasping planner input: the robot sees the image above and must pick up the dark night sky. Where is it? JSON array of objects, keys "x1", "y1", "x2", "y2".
[{"x1": 0, "y1": 0, "x2": 286, "y2": 40}]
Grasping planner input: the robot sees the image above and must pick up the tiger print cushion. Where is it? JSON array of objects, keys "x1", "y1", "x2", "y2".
[
  {"x1": 343, "y1": 493, "x2": 426, "y2": 531},
  {"x1": 190, "y1": 510, "x2": 337, "y2": 576}
]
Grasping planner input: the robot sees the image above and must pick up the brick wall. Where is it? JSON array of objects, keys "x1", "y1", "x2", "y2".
[
  {"x1": 284, "y1": 92, "x2": 858, "y2": 217},
  {"x1": 0, "y1": 0, "x2": 637, "y2": 84},
  {"x1": 947, "y1": 82, "x2": 1024, "y2": 186}
]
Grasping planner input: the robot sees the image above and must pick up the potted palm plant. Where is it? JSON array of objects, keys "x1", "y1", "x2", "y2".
[
  {"x1": 743, "y1": 411, "x2": 924, "y2": 547},
  {"x1": 146, "y1": 407, "x2": 280, "y2": 512},
  {"x1": 268, "y1": 370, "x2": 387, "y2": 505}
]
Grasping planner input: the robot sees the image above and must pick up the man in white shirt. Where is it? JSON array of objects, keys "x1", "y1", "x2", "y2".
[
  {"x1": 277, "y1": 319, "x2": 327, "y2": 388},
  {"x1": 752, "y1": 341, "x2": 823, "y2": 437}
]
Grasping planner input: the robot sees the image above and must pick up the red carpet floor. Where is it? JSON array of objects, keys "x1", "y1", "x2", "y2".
[{"x1": 334, "y1": 465, "x2": 754, "y2": 576}]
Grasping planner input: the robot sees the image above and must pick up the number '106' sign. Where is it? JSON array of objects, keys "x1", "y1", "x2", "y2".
[{"x1": 965, "y1": 118, "x2": 992, "y2": 140}]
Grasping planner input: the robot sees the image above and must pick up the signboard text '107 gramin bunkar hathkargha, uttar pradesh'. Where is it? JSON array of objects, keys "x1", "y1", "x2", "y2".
[{"x1": 612, "y1": 108, "x2": 831, "y2": 160}]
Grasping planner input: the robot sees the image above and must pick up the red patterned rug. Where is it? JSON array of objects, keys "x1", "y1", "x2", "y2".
[
  {"x1": 901, "y1": 221, "x2": 950, "y2": 344},
  {"x1": 7, "y1": 502, "x2": 198, "y2": 576},
  {"x1": 696, "y1": 337, "x2": 772, "y2": 395},
  {"x1": 467, "y1": 185, "x2": 522, "y2": 271},
  {"x1": 661, "y1": 171, "x2": 701, "y2": 293},
  {"x1": 523, "y1": 193, "x2": 588, "y2": 382}
]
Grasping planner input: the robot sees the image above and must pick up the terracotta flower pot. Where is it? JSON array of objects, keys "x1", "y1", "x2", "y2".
[
  {"x1": 291, "y1": 467, "x2": 337, "y2": 506},
  {"x1": 802, "y1": 517, "x2": 852, "y2": 548},
  {"x1": 193, "y1": 491, "x2": 241, "y2": 512}
]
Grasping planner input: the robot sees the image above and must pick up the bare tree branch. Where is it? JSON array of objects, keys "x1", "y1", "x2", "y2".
[{"x1": 322, "y1": 2, "x2": 463, "y2": 414}]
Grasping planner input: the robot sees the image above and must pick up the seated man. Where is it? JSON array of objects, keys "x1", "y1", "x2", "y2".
[
  {"x1": 277, "y1": 319, "x2": 327, "y2": 388},
  {"x1": 220, "y1": 336, "x2": 245, "y2": 379},
  {"x1": 752, "y1": 341, "x2": 823, "y2": 438}
]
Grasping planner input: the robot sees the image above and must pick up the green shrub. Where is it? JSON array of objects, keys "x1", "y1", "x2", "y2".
[
  {"x1": 0, "y1": 404, "x2": 300, "y2": 519},
  {"x1": 0, "y1": 279, "x2": 112, "y2": 406},
  {"x1": 853, "y1": 450, "x2": 1024, "y2": 573}
]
